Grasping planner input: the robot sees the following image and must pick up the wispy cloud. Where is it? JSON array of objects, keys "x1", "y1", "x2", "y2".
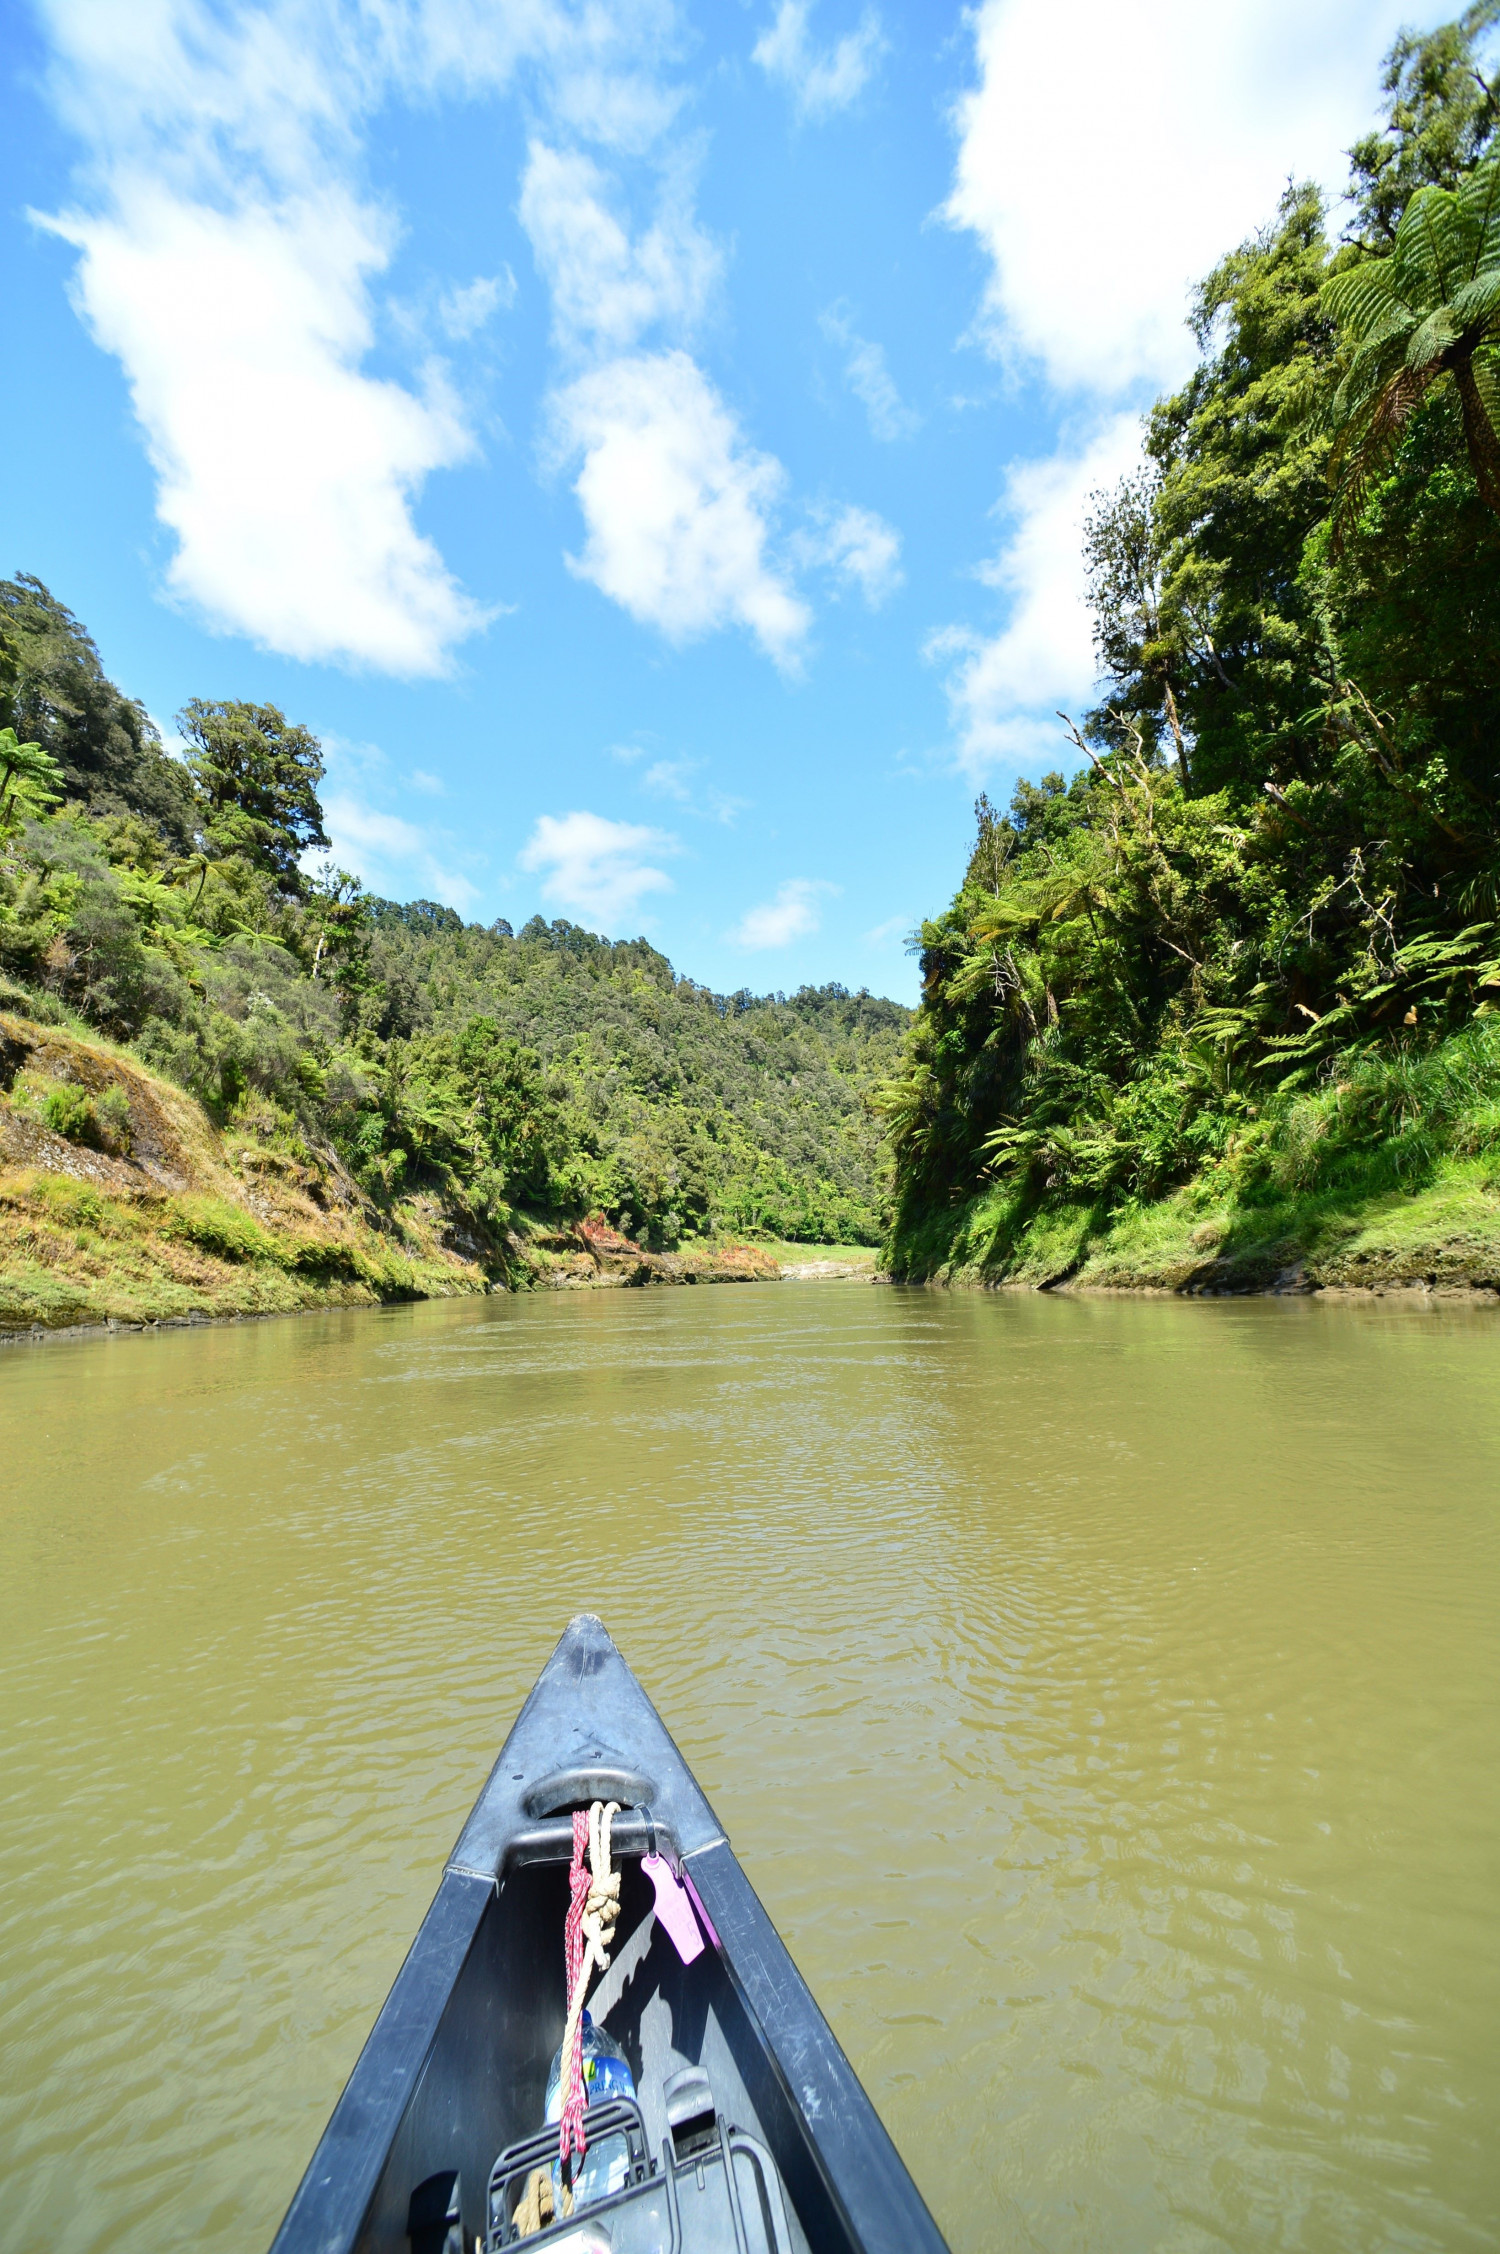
[
  {"x1": 730, "y1": 878, "x2": 837, "y2": 948},
  {"x1": 795, "y1": 501, "x2": 902, "y2": 607},
  {"x1": 820, "y1": 303, "x2": 919, "y2": 440},
  {"x1": 864, "y1": 911, "x2": 912, "y2": 946},
  {"x1": 520, "y1": 139, "x2": 719, "y2": 358},
  {"x1": 314, "y1": 733, "x2": 479, "y2": 906},
  {"x1": 611, "y1": 744, "x2": 748, "y2": 822},
  {"x1": 551, "y1": 350, "x2": 809, "y2": 661},
  {"x1": 639, "y1": 756, "x2": 697, "y2": 801},
  {"x1": 321, "y1": 794, "x2": 481, "y2": 913},
  {"x1": 519, "y1": 809, "x2": 679, "y2": 930},
  {"x1": 437, "y1": 270, "x2": 516, "y2": 340},
  {"x1": 926, "y1": 414, "x2": 1143, "y2": 778},
  {"x1": 753, "y1": 1, "x2": 885, "y2": 119},
  {"x1": 518, "y1": 91, "x2": 812, "y2": 664}
]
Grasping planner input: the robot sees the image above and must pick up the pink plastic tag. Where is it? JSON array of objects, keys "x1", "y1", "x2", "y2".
[
  {"x1": 681, "y1": 1866, "x2": 720, "y2": 1950},
  {"x1": 643, "y1": 1852, "x2": 705, "y2": 1964}
]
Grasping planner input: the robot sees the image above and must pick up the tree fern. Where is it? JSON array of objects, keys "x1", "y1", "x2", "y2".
[{"x1": 1324, "y1": 155, "x2": 1500, "y2": 532}]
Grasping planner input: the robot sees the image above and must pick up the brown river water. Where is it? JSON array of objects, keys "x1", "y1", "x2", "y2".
[{"x1": 1, "y1": 1283, "x2": 1497, "y2": 2254}]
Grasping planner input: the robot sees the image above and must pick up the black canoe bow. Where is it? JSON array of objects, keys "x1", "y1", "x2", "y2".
[{"x1": 269, "y1": 1614, "x2": 949, "y2": 2254}]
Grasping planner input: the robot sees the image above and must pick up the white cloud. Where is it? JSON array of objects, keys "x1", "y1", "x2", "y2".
[
  {"x1": 30, "y1": 0, "x2": 540, "y2": 674},
  {"x1": 315, "y1": 734, "x2": 478, "y2": 903},
  {"x1": 946, "y1": 0, "x2": 1412, "y2": 396},
  {"x1": 537, "y1": 31, "x2": 688, "y2": 157},
  {"x1": 437, "y1": 270, "x2": 516, "y2": 340},
  {"x1": 519, "y1": 133, "x2": 809, "y2": 665},
  {"x1": 519, "y1": 139, "x2": 719, "y2": 356},
  {"x1": 820, "y1": 304, "x2": 919, "y2": 440},
  {"x1": 754, "y1": 1, "x2": 884, "y2": 119},
  {"x1": 927, "y1": 413, "x2": 1144, "y2": 778},
  {"x1": 796, "y1": 501, "x2": 902, "y2": 607},
  {"x1": 32, "y1": 0, "x2": 706, "y2": 671},
  {"x1": 864, "y1": 911, "x2": 912, "y2": 946},
  {"x1": 519, "y1": 809, "x2": 679, "y2": 929},
  {"x1": 934, "y1": 0, "x2": 1426, "y2": 775},
  {"x1": 730, "y1": 878, "x2": 836, "y2": 949},
  {"x1": 46, "y1": 184, "x2": 487, "y2": 673},
  {"x1": 640, "y1": 756, "x2": 698, "y2": 800},
  {"x1": 552, "y1": 350, "x2": 809, "y2": 661}
]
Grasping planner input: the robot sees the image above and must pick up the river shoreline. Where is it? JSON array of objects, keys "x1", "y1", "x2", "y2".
[
  {"x1": 8, "y1": 1255, "x2": 1496, "y2": 1349},
  {"x1": 0, "y1": 1011, "x2": 888, "y2": 1337},
  {"x1": 0, "y1": 1248, "x2": 881, "y2": 1347}
]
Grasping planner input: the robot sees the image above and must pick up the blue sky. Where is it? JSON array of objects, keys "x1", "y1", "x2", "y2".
[{"x1": 5, "y1": 0, "x2": 1440, "y2": 1002}]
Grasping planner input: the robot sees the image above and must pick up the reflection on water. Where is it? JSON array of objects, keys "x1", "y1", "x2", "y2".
[{"x1": 1, "y1": 1285, "x2": 1497, "y2": 2253}]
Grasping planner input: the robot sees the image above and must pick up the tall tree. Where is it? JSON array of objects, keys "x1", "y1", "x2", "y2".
[
  {"x1": 1082, "y1": 469, "x2": 1192, "y2": 789},
  {"x1": 1347, "y1": 2, "x2": 1500, "y2": 248},
  {"x1": 1142, "y1": 182, "x2": 1337, "y2": 797},
  {"x1": 0, "y1": 575, "x2": 198, "y2": 845},
  {"x1": 178, "y1": 699, "x2": 330, "y2": 890}
]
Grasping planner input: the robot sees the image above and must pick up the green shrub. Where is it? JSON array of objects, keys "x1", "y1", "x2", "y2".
[
  {"x1": 42, "y1": 1083, "x2": 97, "y2": 1142},
  {"x1": 165, "y1": 1196, "x2": 276, "y2": 1264},
  {"x1": 284, "y1": 1239, "x2": 365, "y2": 1280}
]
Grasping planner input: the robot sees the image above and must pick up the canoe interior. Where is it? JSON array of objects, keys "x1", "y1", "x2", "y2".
[
  {"x1": 357, "y1": 1853, "x2": 833, "y2": 2253},
  {"x1": 270, "y1": 1618, "x2": 948, "y2": 2254}
]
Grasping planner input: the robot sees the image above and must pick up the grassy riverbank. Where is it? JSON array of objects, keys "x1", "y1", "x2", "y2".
[
  {"x1": 0, "y1": 574, "x2": 905, "y2": 1261},
  {"x1": 0, "y1": 1009, "x2": 493, "y2": 1332},
  {"x1": 0, "y1": 1011, "x2": 823, "y2": 1334},
  {"x1": 888, "y1": 1019, "x2": 1500, "y2": 1294},
  {"x1": 894, "y1": 1160, "x2": 1500, "y2": 1294}
]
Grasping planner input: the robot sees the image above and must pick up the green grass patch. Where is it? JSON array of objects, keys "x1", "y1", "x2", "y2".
[{"x1": 162, "y1": 1194, "x2": 279, "y2": 1264}]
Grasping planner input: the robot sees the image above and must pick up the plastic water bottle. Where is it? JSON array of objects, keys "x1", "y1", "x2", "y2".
[{"x1": 543, "y1": 2011, "x2": 636, "y2": 2209}]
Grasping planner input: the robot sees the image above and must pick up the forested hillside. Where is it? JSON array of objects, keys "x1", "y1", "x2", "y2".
[
  {"x1": 882, "y1": 6, "x2": 1500, "y2": 1292},
  {"x1": 0, "y1": 576, "x2": 906, "y2": 1273}
]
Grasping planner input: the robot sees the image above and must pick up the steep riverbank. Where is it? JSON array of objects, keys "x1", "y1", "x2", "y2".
[
  {"x1": 887, "y1": 1159, "x2": 1500, "y2": 1296},
  {"x1": 0, "y1": 1013, "x2": 805, "y2": 1334}
]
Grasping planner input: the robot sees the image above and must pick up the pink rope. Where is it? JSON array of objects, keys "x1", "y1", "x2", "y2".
[{"x1": 559, "y1": 1808, "x2": 591, "y2": 2172}]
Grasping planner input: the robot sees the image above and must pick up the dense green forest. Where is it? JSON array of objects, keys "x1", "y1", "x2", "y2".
[
  {"x1": 0, "y1": 578, "x2": 906, "y2": 1252},
  {"x1": 882, "y1": 6, "x2": 1500, "y2": 1288}
]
